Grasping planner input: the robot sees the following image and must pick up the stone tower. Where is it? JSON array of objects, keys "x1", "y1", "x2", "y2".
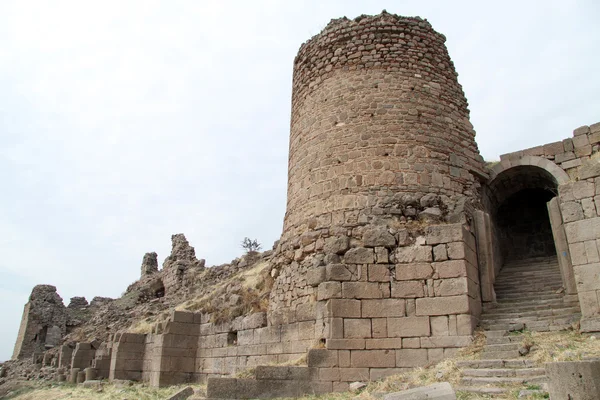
[{"x1": 281, "y1": 11, "x2": 486, "y2": 243}]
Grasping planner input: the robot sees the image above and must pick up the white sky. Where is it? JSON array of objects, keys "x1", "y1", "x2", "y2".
[{"x1": 1, "y1": 0, "x2": 599, "y2": 361}]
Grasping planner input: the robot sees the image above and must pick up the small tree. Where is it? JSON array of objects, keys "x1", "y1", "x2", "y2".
[{"x1": 241, "y1": 237, "x2": 262, "y2": 254}]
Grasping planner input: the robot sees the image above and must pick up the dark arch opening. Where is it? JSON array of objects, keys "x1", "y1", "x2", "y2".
[
  {"x1": 486, "y1": 165, "x2": 559, "y2": 263},
  {"x1": 496, "y1": 188, "x2": 556, "y2": 261}
]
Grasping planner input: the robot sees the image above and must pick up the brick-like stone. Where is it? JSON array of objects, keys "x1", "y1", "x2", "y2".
[
  {"x1": 324, "y1": 236, "x2": 350, "y2": 255},
  {"x1": 326, "y1": 299, "x2": 361, "y2": 318},
  {"x1": 327, "y1": 339, "x2": 365, "y2": 350},
  {"x1": 430, "y1": 316, "x2": 449, "y2": 336},
  {"x1": 344, "y1": 247, "x2": 375, "y2": 264},
  {"x1": 433, "y1": 244, "x2": 448, "y2": 261},
  {"x1": 317, "y1": 281, "x2": 342, "y2": 300},
  {"x1": 307, "y1": 349, "x2": 338, "y2": 367},
  {"x1": 562, "y1": 201, "x2": 585, "y2": 223},
  {"x1": 394, "y1": 245, "x2": 433, "y2": 263},
  {"x1": 387, "y1": 316, "x2": 430, "y2": 337},
  {"x1": 362, "y1": 299, "x2": 405, "y2": 318},
  {"x1": 395, "y1": 263, "x2": 434, "y2": 280},
  {"x1": 344, "y1": 319, "x2": 372, "y2": 339},
  {"x1": 573, "y1": 181, "x2": 595, "y2": 199},
  {"x1": 420, "y1": 336, "x2": 472, "y2": 348},
  {"x1": 369, "y1": 264, "x2": 391, "y2": 282},
  {"x1": 326, "y1": 264, "x2": 358, "y2": 281},
  {"x1": 391, "y1": 281, "x2": 425, "y2": 298},
  {"x1": 363, "y1": 226, "x2": 396, "y2": 247},
  {"x1": 306, "y1": 267, "x2": 326, "y2": 286},
  {"x1": 342, "y1": 282, "x2": 389, "y2": 299},
  {"x1": 565, "y1": 217, "x2": 600, "y2": 243},
  {"x1": 396, "y1": 349, "x2": 428, "y2": 367},
  {"x1": 351, "y1": 350, "x2": 395, "y2": 367},
  {"x1": 375, "y1": 247, "x2": 390, "y2": 263},
  {"x1": 416, "y1": 295, "x2": 470, "y2": 316},
  {"x1": 433, "y1": 260, "x2": 467, "y2": 278},
  {"x1": 426, "y1": 224, "x2": 465, "y2": 245},
  {"x1": 365, "y1": 338, "x2": 403, "y2": 349},
  {"x1": 372, "y1": 318, "x2": 387, "y2": 338},
  {"x1": 339, "y1": 368, "x2": 369, "y2": 382},
  {"x1": 433, "y1": 277, "x2": 468, "y2": 297}
]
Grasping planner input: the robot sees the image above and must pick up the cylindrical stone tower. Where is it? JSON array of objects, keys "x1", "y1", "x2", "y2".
[{"x1": 281, "y1": 12, "x2": 485, "y2": 243}]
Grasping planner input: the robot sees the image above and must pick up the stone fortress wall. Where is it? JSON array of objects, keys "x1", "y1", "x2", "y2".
[{"x1": 9, "y1": 10, "x2": 600, "y2": 397}]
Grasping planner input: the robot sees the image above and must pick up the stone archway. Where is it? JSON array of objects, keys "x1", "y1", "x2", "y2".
[{"x1": 483, "y1": 156, "x2": 576, "y2": 295}]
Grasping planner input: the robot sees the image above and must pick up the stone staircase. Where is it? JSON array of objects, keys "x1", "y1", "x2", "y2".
[{"x1": 457, "y1": 256, "x2": 581, "y2": 397}]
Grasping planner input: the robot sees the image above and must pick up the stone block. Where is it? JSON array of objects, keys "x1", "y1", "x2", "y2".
[
  {"x1": 254, "y1": 366, "x2": 313, "y2": 381},
  {"x1": 416, "y1": 295, "x2": 470, "y2": 316},
  {"x1": 387, "y1": 316, "x2": 430, "y2": 337},
  {"x1": 363, "y1": 226, "x2": 396, "y2": 247},
  {"x1": 562, "y1": 201, "x2": 585, "y2": 223},
  {"x1": 372, "y1": 318, "x2": 387, "y2": 338},
  {"x1": 456, "y1": 314, "x2": 476, "y2": 335},
  {"x1": 365, "y1": 338, "x2": 403, "y2": 349},
  {"x1": 396, "y1": 349, "x2": 428, "y2": 367},
  {"x1": 564, "y1": 138, "x2": 574, "y2": 151},
  {"x1": 318, "y1": 367, "x2": 340, "y2": 381},
  {"x1": 307, "y1": 349, "x2": 338, "y2": 367},
  {"x1": 318, "y1": 281, "x2": 342, "y2": 300},
  {"x1": 426, "y1": 224, "x2": 465, "y2": 245},
  {"x1": 395, "y1": 263, "x2": 434, "y2": 280},
  {"x1": 570, "y1": 242, "x2": 588, "y2": 265},
  {"x1": 362, "y1": 299, "x2": 405, "y2": 318},
  {"x1": 344, "y1": 319, "x2": 372, "y2": 338},
  {"x1": 430, "y1": 316, "x2": 449, "y2": 336},
  {"x1": 565, "y1": 217, "x2": 600, "y2": 243},
  {"x1": 574, "y1": 181, "x2": 595, "y2": 199},
  {"x1": 556, "y1": 151, "x2": 576, "y2": 163},
  {"x1": 433, "y1": 244, "x2": 448, "y2": 261},
  {"x1": 324, "y1": 236, "x2": 350, "y2": 255},
  {"x1": 369, "y1": 264, "x2": 391, "y2": 282},
  {"x1": 164, "y1": 322, "x2": 199, "y2": 336},
  {"x1": 375, "y1": 247, "x2": 390, "y2": 263},
  {"x1": 171, "y1": 310, "x2": 194, "y2": 324},
  {"x1": 580, "y1": 159, "x2": 600, "y2": 180},
  {"x1": 351, "y1": 349, "x2": 395, "y2": 367},
  {"x1": 574, "y1": 125, "x2": 591, "y2": 136},
  {"x1": 306, "y1": 267, "x2": 326, "y2": 286},
  {"x1": 576, "y1": 145, "x2": 592, "y2": 157},
  {"x1": 585, "y1": 240, "x2": 600, "y2": 263},
  {"x1": 433, "y1": 260, "x2": 467, "y2": 278},
  {"x1": 546, "y1": 360, "x2": 600, "y2": 400},
  {"x1": 544, "y1": 141, "x2": 564, "y2": 156},
  {"x1": 296, "y1": 303, "x2": 315, "y2": 322},
  {"x1": 383, "y1": 382, "x2": 456, "y2": 400},
  {"x1": 326, "y1": 339, "x2": 365, "y2": 349},
  {"x1": 326, "y1": 264, "x2": 358, "y2": 281},
  {"x1": 326, "y1": 299, "x2": 361, "y2": 318},
  {"x1": 395, "y1": 245, "x2": 433, "y2": 262},
  {"x1": 577, "y1": 290, "x2": 600, "y2": 317},
  {"x1": 402, "y1": 338, "x2": 421, "y2": 348},
  {"x1": 391, "y1": 281, "x2": 425, "y2": 298},
  {"x1": 433, "y1": 277, "x2": 468, "y2": 297},
  {"x1": 344, "y1": 247, "x2": 375, "y2": 264},
  {"x1": 339, "y1": 367, "x2": 370, "y2": 382},
  {"x1": 420, "y1": 336, "x2": 472, "y2": 348},
  {"x1": 573, "y1": 263, "x2": 600, "y2": 292},
  {"x1": 342, "y1": 282, "x2": 389, "y2": 299},
  {"x1": 242, "y1": 312, "x2": 267, "y2": 330}
]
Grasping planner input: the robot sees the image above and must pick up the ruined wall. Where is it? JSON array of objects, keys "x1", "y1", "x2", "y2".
[{"x1": 12, "y1": 285, "x2": 70, "y2": 360}]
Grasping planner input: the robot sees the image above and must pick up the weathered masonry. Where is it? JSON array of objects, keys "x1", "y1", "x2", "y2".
[{"x1": 11, "y1": 10, "x2": 600, "y2": 397}]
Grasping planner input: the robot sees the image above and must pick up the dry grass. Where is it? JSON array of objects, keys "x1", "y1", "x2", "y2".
[{"x1": 5, "y1": 382, "x2": 200, "y2": 400}]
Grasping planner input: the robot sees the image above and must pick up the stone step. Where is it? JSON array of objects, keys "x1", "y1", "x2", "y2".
[
  {"x1": 483, "y1": 306, "x2": 580, "y2": 318},
  {"x1": 483, "y1": 302, "x2": 575, "y2": 313},
  {"x1": 482, "y1": 343, "x2": 520, "y2": 352},
  {"x1": 461, "y1": 368, "x2": 546, "y2": 377},
  {"x1": 486, "y1": 336, "x2": 523, "y2": 345},
  {"x1": 456, "y1": 386, "x2": 507, "y2": 395},
  {"x1": 480, "y1": 350, "x2": 521, "y2": 359},
  {"x1": 480, "y1": 313, "x2": 580, "y2": 326},
  {"x1": 456, "y1": 359, "x2": 536, "y2": 369},
  {"x1": 484, "y1": 330, "x2": 509, "y2": 338},
  {"x1": 461, "y1": 375, "x2": 546, "y2": 385}
]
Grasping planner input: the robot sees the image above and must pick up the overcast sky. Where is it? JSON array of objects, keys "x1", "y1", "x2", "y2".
[{"x1": 1, "y1": 1, "x2": 598, "y2": 362}]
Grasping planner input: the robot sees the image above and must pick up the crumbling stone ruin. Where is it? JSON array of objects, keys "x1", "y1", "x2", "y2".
[{"x1": 5, "y1": 10, "x2": 600, "y2": 397}]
